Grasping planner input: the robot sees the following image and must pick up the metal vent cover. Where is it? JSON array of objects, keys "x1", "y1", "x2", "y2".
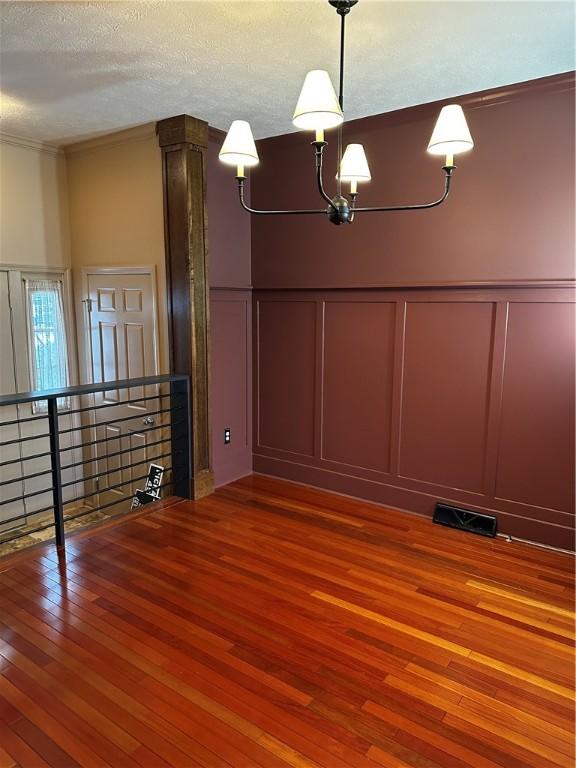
[{"x1": 433, "y1": 503, "x2": 497, "y2": 538}]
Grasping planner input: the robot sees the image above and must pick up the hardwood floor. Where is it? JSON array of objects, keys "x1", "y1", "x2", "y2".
[{"x1": 0, "y1": 474, "x2": 573, "y2": 768}]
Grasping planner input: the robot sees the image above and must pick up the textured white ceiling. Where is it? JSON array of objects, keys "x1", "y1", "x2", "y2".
[{"x1": 0, "y1": 1, "x2": 573, "y2": 145}]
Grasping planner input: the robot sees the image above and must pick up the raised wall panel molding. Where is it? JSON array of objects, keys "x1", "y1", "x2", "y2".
[
  {"x1": 158, "y1": 114, "x2": 213, "y2": 499},
  {"x1": 256, "y1": 300, "x2": 316, "y2": 457},
  {"x1": 254, "y1": 286, "x2": 576, "y2": 550},
  {"x1": 210, "y1": 289, "x2": 252, "y2": 487},
  {"x1": 321, "y1": 300, "x2": 396, "y2": 473},
  {"x1": 397, "y1": 300, "x2": 495, "y2": 493}
]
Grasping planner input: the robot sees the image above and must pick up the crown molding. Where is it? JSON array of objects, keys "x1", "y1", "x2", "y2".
[
  {"x1": 0, "y1": 133, "x2": 63, "y2": 156},
  {"x1": 64, "y1": 122, "x2": 157, "y2": 156},
  {"x1": 461, "y1": 71, "x2": 575, "y2": 111},
  {"x1": 262, "y1": 71, "x2": 575, "y2": 145}
]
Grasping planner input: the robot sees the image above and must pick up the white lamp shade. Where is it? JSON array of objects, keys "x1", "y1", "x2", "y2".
[
  {"x1": 293, "y1": 70, "x2": 343, "y2": 130},
  {"x1": 219, "y1": 120, "x2": 259, "y2": 167},
  {"x1": 427, "y1": 105, "x2": 474, "y2": 156},
  {"x1": 339, "y1": 143, "x2": 371, "y2": 182}
]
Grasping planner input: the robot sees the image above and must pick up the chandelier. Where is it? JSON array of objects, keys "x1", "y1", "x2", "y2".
[{"x1": 219, "y1": 0, "x2": 474, "y2": 226}]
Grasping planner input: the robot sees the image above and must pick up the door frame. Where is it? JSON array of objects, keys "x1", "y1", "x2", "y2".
[
  {"x1": 76, "y1": 265, "x2": 161, "y2": 388},
  {"x1": 0, "y1": 264, "x2": 83, "y2": 524},
  {"x1": 75, "y1": 265, "x2": 162, "y2": 511},
  {"x1": 1, "y1": 263, "x2": 78, "y2": 392}
]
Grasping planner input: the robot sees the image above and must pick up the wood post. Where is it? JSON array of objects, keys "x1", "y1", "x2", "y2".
[{"x1": 157, "y1": 115, "x2": 213, "y2": 499}]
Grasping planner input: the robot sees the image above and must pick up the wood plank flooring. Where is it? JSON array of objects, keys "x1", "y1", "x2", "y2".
[{"x1": 0, "y1": 474, "x2": 574, "y2": 768}]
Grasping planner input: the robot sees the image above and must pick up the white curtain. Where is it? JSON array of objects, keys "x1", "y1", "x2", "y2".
[{"x1": 25, "y1": 279, "x2": 70, "y2": 412}]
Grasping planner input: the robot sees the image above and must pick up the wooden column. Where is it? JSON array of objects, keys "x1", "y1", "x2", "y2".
[{"x1": 157, "y1": 114, "x2": 213, "y2": 499}]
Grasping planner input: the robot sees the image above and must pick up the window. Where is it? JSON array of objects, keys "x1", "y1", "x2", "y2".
[{"x1": 25, "y1": 279, "x2": 70, "y2": 411}]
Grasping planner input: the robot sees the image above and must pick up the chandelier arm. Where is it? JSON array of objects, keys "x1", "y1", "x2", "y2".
[
  {"x1": 314, "y1": 142, "x2": 338, "y2": 211},
  {"x1": 316, "y1": 158, "x2": 337, "y2": 210},
  {"x1": 351, "y1": 168, "x2": 454, "y2": 213},
  {"x1": 237, "y1": 179, "x2": 325, "y2": 216},
  {"x1": 348, "y1": 191, "x2": 358, "y2": 223}
]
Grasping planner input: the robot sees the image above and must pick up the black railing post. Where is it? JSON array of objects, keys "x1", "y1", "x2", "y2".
[
  {"x1": 47, "y1": 397, "x2": 65, "y2": 547},
  {"x1": 170, "y1": 378, "x2": 192, "y2": 499}
]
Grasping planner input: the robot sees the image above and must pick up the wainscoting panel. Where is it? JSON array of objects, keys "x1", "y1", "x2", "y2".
[
  {"x1": 254, "y1": 286, "x2": 575, "y2": 550},
  {"x1": 495, "y1": 301, "x2": 575, "y2": 514},
  {"x1": 399, "y1": 301, "x2": 495, "y2": 494},
  {"x1": 256, "y1": 299, "x2": 316, "y2": 456},
  {"x1": 322, "y1": 301, "x2": 396, "y2": 472},
  {"x1": 210, "y1": 289, "x2": 252, "y2": 487}
]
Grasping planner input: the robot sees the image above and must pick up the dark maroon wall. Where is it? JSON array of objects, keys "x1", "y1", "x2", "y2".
[
  {"x1": 251, "y1": 74, "x2": 576, "y2": 549},
  {"x1": 207, "y1": 131, "x2": 252, "y2": 487},
  {"x1": 208, "y1": 132, "x2": 251, "y2": 289},
  {"x1": 251, "y1": 74, "x2": 575, "y2": 289}
]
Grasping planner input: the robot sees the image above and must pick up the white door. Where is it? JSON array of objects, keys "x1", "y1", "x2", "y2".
[{"x1": 83, "y1": 269, "x2": 162, "y2": 509}]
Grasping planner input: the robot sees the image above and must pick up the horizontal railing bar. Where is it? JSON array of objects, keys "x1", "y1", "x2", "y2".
[
  {"x1": 73, "y1": 471, "x2": 174, "y2": 508},
  {"x1": 0, "y1": 475, "x2": 175, "y2": 546},
  {"x1": 0, "y1": 432, "x2": 51, "y2": 448},
  {"x1": 0, "y1": 374, "x2": 189, "y2": 407},
  {"x1": 59, "y1": 423, "x2": 172, "y2": 458},
  {"x1": 0, "y1": 510, "x2": 29, "y2": 527},
  {"x1": 0, "y1": 518, "x2": 56, "y2": 545},
  {"x1": 60, "y1": 443, "x2": 175, "y2": 488},
  {"x1": 67, "y1": 459, "x2": 173, "y2": 505},
  {"x1": 0, "y1": 422, "x2": 171, "y2": 465},
  {"x1": 63, "y1": 440, "x2": 172, "y2": 472},
  {"x1": 63, "y1": 478, "x2": 174, "y2": 523},
  {"x1": 0, "y1": 456, "x2": 88, "y2": 474},
  {"x1": 57, "y1": 406, "x2": 179, "y2": 435},
  {"x1": 0, "y1": 462, "x2": 174, "y2": 533},
  {"x1": 60, "y1": 391, "x2": 171, "y2": 418},
  {"x1": 0, "y1": 413, "x2": 49, "y2": 428},
  {"x1": 0, "y1": 483, "x2": 55, "y2": 507},
  {"x1": 60, "y1": 421, "x2": 172, "y2": 452},
  {"x1": 0, "y1": 452, "x2": 108, "y2": 486},
  {"x1": 0, "y1": 393, "x2": 171, "y2": 428},
  {"x1": 0, "y1": 502, "x2": 58, "y2": 529},
  {"x1": 0, "y1": 467, "x2": 53, "y2": 486},
  {"x1": 0, "y1": 495, "x2": 105, "y2": 543},
  {"x1": 0, "y1": 450, "x2": 51, "y2": 469}
]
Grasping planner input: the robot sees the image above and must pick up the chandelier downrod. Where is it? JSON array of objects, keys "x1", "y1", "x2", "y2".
[
  {"x1": 221, "y1": 0, "x2": 473, "y2": 225},
  {"x1": 336, "y1": 12, "x2": 344, "y2": 197}
]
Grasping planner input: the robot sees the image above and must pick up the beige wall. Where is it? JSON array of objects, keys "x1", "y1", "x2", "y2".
[
  {"x1": 65, "y1": 125, "x2": 169, "y2": 373},
  {"x1": 0, "y1": 138, "x2": 71, "y2": 267}
]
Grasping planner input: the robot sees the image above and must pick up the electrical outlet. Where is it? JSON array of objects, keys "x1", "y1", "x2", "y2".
[{"x1": 224, "y1": 427, "x2": 231, "y2": 444}]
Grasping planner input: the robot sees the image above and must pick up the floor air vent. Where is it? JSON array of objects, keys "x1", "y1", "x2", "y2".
[{"x1": 433, "y1": 503, "x2": 497, "y2": 538}]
